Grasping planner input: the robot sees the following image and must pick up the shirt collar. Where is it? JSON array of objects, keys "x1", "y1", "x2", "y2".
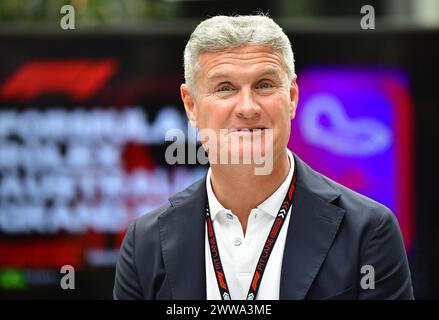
[
  {"x1": 206, "y1": 149, "x2": 295, "y2": 220},
  {"x1": 206, "y1": 168, "x2": 228, "y2": 221}
]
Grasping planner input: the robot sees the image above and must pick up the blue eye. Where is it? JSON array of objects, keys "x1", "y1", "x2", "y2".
[
  {"x1": 218, "y1": 85, "x2": 234, "y2": 92},
  {"x1": 258, "y1": 82, "x2": 273, "y2": 89}
]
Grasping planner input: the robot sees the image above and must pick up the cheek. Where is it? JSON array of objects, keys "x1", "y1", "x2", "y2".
[
  {"x1": 265, "y1": 98, "x2": 291, "y2": 140},
  {"x1": 265, "y1": 97, "x2": 290, "y2": 122},
  {"x1": 198, "y1": 101, "x2": 233, "y2": 127}
]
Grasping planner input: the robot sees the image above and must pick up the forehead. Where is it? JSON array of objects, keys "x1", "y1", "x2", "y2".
[{"x1": 197, "y1": 45, "x2": 286, "y2": 81}]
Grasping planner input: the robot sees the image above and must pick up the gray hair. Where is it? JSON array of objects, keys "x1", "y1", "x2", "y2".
[{"x1": 183, "y1": 14, "x2": 296, "y2": 93}]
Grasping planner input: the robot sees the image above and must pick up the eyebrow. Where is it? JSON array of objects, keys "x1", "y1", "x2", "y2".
[
  {"x1": 257, "y1": 69, "x2": 283, "y2": 80},
  {"x1": 207, "y1": 68, "x2": 283, "y2": 83}
]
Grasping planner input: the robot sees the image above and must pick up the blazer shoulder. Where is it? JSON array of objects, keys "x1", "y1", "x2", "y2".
[
  {"x1": 132, "y1": 175, "x2": 206, "y2": 239},
  {"x1": 317, "y1": 171, "x2": 394, "y2": 227},
  {"x1": 114, "y1": 202, "x2": 174, "y2": 300},
  {"x1": 134, "y1": 202, "x2": 172, "y2": 234},
  {"x1": 293, "y1": 153, "x2": 390, "y2": 223}
]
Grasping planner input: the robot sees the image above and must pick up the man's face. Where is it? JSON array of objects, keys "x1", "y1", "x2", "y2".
[{"x1": 181, "y1": 45, "x2": 298, "y2": 167}]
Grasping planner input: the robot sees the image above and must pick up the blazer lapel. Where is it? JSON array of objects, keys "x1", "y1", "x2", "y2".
[
  {"x1": 158, "y1": 178, "x2": 207, "y2": 299},
  {"x1": 280, "y1": 155, "x2": 346, "y2": 299}
]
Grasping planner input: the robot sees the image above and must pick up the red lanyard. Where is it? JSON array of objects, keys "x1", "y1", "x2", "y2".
[{"x1": 206, "y1": 170, "x2": 297, "y2": 300}]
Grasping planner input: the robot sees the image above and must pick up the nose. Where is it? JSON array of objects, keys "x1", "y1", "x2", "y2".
[{"x1": 234, "y1": 87, "x2": 261, "y2": 120}]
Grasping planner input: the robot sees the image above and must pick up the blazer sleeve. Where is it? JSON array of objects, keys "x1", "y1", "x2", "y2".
[
  {"x1": 358, "y1": 208, "x2": 414, "y2": 299},
  {"x1": 113, "y1": 221, "x2": 144, "y2": 299}
]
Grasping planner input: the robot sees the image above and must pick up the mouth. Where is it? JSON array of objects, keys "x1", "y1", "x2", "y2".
[{"x1": 229, "y1": 128, "x2": 267, "y2": 133}]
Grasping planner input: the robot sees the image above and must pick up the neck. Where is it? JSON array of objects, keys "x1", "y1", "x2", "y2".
[{"x1": 210, "y1": 149, "x2": 290, "y2": 235}]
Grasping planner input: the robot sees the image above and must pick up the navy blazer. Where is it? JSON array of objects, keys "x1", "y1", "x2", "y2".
[{"x1": 113, "y1": 153, "x2": 414, "y2": 300}]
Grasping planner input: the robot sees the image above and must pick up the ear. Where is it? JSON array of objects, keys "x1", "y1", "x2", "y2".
[
  {"x1": 180, "y1": 84, "x2": 197, "y2": 128},
  {"x1": 289, "y1": 76, "x2": 299, "y2": 120}
]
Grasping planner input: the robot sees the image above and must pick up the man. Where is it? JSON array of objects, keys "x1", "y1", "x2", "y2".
[{"x1": 114, "y1": 15, "x2": 414, "y2": 300}]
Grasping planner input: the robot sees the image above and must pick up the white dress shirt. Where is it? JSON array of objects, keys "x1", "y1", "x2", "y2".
[{"x1": 205, "y1": 149, "x2": 295, "y2": 300}]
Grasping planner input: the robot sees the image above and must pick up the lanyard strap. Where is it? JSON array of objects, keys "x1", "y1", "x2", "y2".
[{"x1": 206, "y1": 169, "x2": 297, "y2": 300}]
